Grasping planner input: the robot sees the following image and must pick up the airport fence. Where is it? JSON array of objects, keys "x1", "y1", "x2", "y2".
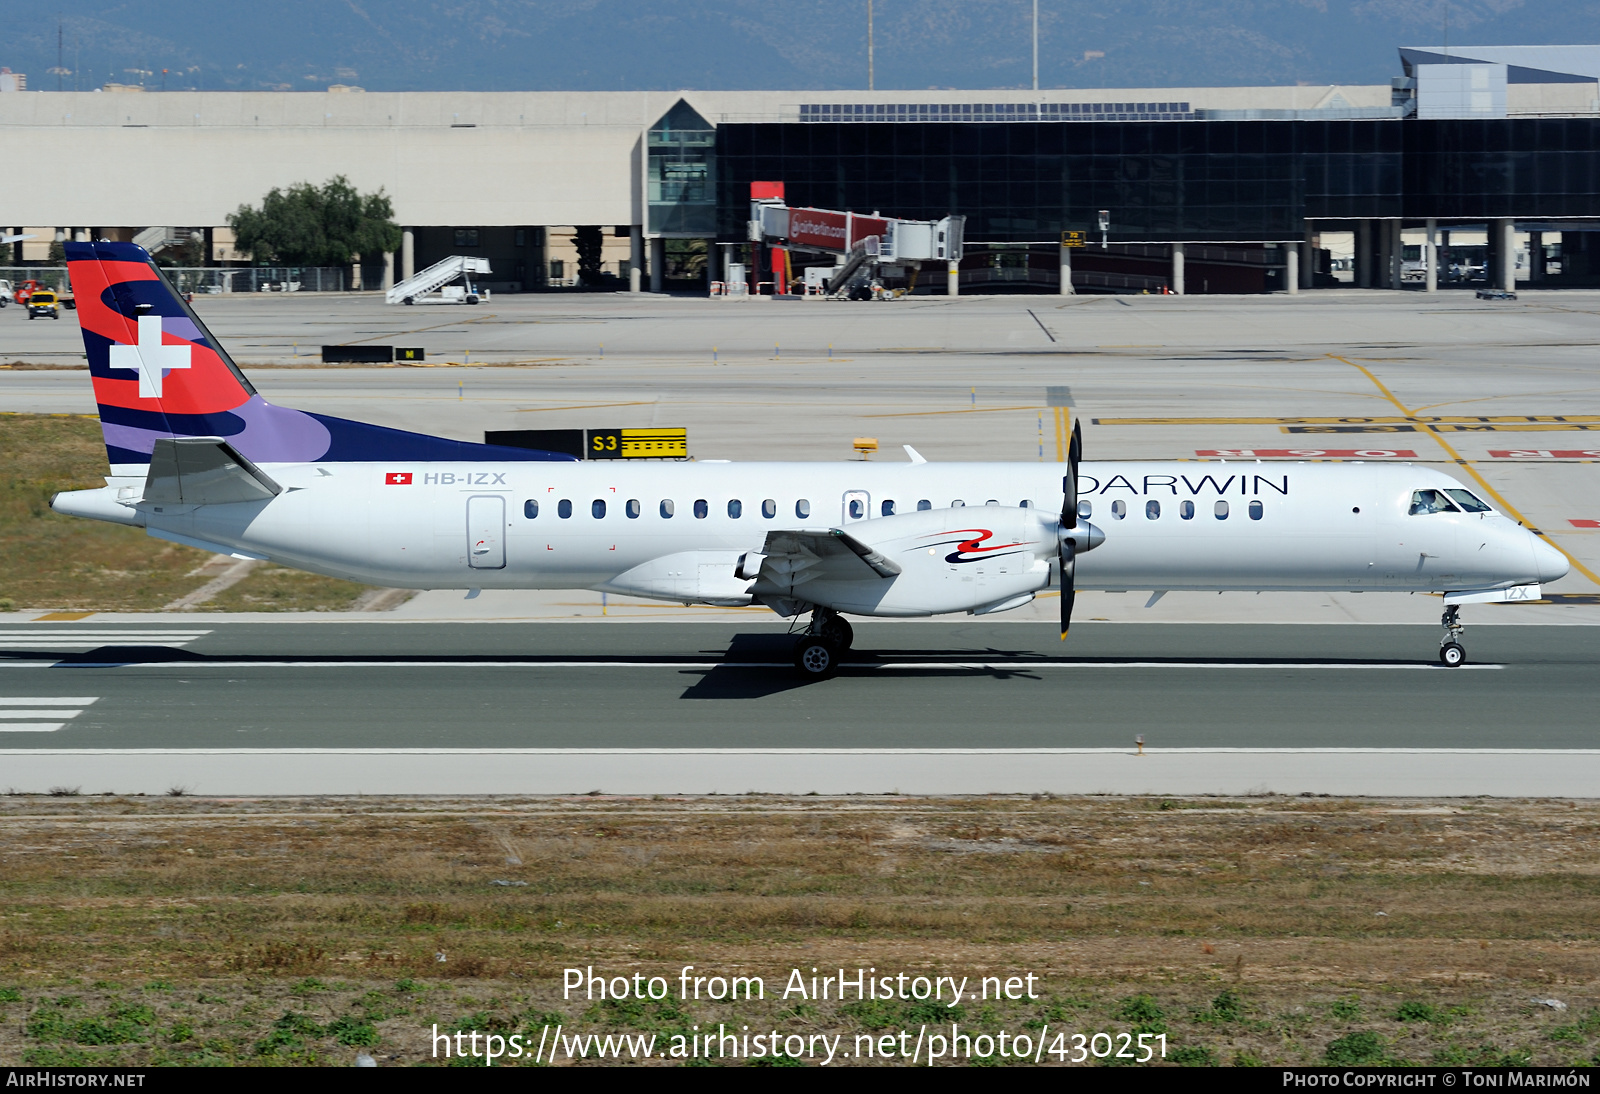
[
  {"x1": 0, "y1": 266, "x2": 70, "y2": 293},
  {"x1": 160, "y1": 267, "x2": 348, "y2": 294},
  {"x1": 0, "y1": 265, "x2": 349, "y2": 297}
]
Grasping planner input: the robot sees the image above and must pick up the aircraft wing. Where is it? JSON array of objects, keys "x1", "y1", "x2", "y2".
[
  {"x1": 143, "y1": 437, "x2": 282, "y2": 505},
  {"x1": 754, "y1": 528, "x2": 902, "y2": 590}
]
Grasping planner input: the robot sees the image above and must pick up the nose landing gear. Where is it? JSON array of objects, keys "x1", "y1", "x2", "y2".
[{"x1": 1439, "y1": 605, "x2": 1466, "y2": 667}]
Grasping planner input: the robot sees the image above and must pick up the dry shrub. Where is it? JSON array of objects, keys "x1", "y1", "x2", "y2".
[
  {"x1": 402, "y1": 902, "x2": 450, "y2": 925},
  {"x1": 229, "y1": 940, "x2": 327, "y2": 973}
]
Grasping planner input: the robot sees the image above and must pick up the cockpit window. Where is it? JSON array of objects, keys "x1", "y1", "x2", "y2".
[
  {"x1": 1409, "y1": 489, "x2": 1460, "y2": 516},
  {"x1": 1444, "y1": 489, "x2": 1492, "y2": 513}
]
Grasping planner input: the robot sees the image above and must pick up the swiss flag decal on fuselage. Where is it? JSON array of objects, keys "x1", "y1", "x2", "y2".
[{"x1": 385, "y1": 472, "x2": 413, "y2": 485}]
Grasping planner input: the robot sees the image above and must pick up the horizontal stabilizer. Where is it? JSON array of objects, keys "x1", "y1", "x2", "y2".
[{"x1": 144, "y1": 437, "x2": 282, "y2": 505}]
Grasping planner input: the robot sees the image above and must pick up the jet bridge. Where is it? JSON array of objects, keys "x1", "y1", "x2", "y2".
[{"x1": 746, "y1": 191, "x2": 964, "y2": 299}]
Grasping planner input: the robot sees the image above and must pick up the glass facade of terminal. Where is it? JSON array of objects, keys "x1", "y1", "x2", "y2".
[
  {"x1": 712, "y1": 118, "x2": 1600, "y2": 243},
  {"x1": 648, "y1": 100, "x2": 717, "y2": 236}
]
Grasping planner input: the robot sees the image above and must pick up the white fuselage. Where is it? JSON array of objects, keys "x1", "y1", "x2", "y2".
[{"x1": 88, "y1": 459, "x2": 1564, "y2": 615}]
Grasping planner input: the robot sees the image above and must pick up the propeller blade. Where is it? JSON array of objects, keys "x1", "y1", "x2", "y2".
[
  {"x1": 1059, "y1": 539, "x2": 1076, "y2": 640},
  {"x1": 1063, "y1": 418, "x2": 1084, "y2": 529}
]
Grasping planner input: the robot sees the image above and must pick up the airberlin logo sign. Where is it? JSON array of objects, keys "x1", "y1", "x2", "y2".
[
  {"x1": 786, "y1": 209, "x2": 891, "y2": 251},
  {"x1": 789, "y1": 216, "x2": 846, "y2": 244},
  {"x1": 922, "y1": 528, "x2": 1028, "y2": 565}
]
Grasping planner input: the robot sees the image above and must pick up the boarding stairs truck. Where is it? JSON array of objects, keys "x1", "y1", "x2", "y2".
[
  {"x1": 386, "y1": 255, "x2": 493, "y2": 305},
  {"x1": 746, "y1": 189, "x2": 964, "y2": 299}
]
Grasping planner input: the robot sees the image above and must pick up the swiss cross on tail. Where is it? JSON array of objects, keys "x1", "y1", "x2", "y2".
[{"x1": 109, "y1": 315, "x2": 192, "y2": 399}]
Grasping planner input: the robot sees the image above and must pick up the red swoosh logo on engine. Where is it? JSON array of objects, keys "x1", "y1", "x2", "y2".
[{"x1": 922, "y1": 528, "x2": 1029, "y2": 564}]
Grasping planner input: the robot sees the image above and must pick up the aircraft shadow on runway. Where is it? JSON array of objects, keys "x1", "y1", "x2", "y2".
[
  {"x1": 3, "y1": 637, "x2": 1449, "y2": 681},
  {"x1": 677, "y1": 662, "x2": 1050, "y2": 699}
]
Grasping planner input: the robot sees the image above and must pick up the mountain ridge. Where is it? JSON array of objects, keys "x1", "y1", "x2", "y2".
[{"x1": 2, "y1": 1, "x2": 1595, "y2": 94}]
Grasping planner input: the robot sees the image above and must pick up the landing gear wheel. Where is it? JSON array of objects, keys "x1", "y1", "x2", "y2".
[
  {"x1": 793, "y1": 637, "x2": 839, "y2": 678},
  {"x1": 1439, "y1": 642, "x2": 1466, "y2": 668},
  {"x1": 819, "y1": 616, "x2": 854, "y2": 651}
]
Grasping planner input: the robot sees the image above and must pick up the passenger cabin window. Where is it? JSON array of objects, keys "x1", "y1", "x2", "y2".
[
  {"x1": 626, "y1": 499, "x2": 640, "y2": 519},
  {"x1": 1020, "y1": 500, "x2": 1034, "y2": 509},
  {"x1": 1111, "y1": 500, "x2": 1126, "y2": 520},
  {"x1": 1179, "y1": 500, "x2": 1195, "y2": 520},
  {"x1": 762, "y1": 499, "x2": 777, "y2": 518},
  {"x1": 1214, "y1": 500, "x2": 1229, "y2": 520},
  {"x1": 592, "y1": 499, "x2": 606, "y2": 518},
  {"x1": 557, "y1": 499, "x2": 572, "y2": 519},
  {"x1": 1146, "y1": 500, "x2": 1161, "y2": 520},
  {"x1": 796, "y1": 499, "x2": 811, "y2": 519},
  {"x1": 524, "y1": 500, "x2": 539, "y2": 519},
  {"x1": 1445, "y1": 489, "x2": 1492, "y2": 513},
  {"x1": 660, "y1": 499, "x2": 675, "y2": 518},
  {"x1": 728, "y1": 499, "x2": 742, "y2": 518},
  {"x1": 951, "y1": 499, "x2": 965, "y2": 508},
  {"x1": 917, "y1": 500, "x2": 932, "y2": 511},
  {"x1": 1248, "y1": 500, "x2": 1264, "y2": 520},
  {"x1": 881, "y1": 500, "x2": 895, "y2": 516},
  {"x1": 986, "y1": 499, "x2": 999, "y2": 506},
  {"x1": 694, "y1": 499, "x2": 709, "y2": 519},
  {"x1": 1078, "y1": 500, "x2": 1092, "y2": 519},
  {"x1": 1409, "y1": 489, "x2": 1459, "y2": 516},
  {"x1": 848, "y1": 497, "x2": 866, "y2": 520}
]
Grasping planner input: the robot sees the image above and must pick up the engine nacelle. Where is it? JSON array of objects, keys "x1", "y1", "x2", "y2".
[
  {"x1": 599, "y1": 550, "x2": 755, "y2": 606},
  {"x1": 756, "y1": 506, "x2": 1062, "y2": 617}
]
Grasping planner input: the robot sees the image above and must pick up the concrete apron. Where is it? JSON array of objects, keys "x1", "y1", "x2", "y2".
[{"x1": 6, "y1": 748, "x2": 1599, "y2": 797}]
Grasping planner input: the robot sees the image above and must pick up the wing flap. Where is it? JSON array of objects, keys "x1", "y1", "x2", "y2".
[{"x1": 757, "y1": 528, "x2": 901, "y2": 587}]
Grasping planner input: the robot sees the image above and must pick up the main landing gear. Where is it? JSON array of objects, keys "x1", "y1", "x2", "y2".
[
  {"x1": 1439, "y1": 605, "x2": 1466, "y2": 668},
  {"x1": 792, "y1": 608, "x2": 853, "y2": 678}
]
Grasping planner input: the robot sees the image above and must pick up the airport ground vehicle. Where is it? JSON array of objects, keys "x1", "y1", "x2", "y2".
[
  {"x1": 9, "y1": 278, "x2": 74, "y2": 309},
  {"x1": 385, "y1": 255, "x2": 490, "y2": 305},
  {"x1": 52, "y1": 241, "x2": 1567, "y2": 674},
  {"x1": 25, "y1": 290, "x2": 61, "y2": 319}
]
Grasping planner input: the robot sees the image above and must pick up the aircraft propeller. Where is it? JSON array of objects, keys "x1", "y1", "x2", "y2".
[{"x1": 1060, "y1": 419, "x2": 1082, "y2": 639}]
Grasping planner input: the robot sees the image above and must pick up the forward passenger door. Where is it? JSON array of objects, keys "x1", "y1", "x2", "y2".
[{"x1": 467, "y1": 495, "x2": 506, "y2": 569}]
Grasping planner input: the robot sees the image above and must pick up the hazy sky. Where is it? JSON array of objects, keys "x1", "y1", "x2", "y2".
[{"x1": 1, "y1": 1, "x2": 1591, "y2": 92}]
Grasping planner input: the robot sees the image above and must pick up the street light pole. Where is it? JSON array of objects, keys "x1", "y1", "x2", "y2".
[
  {"x1": 867, "y1": 0, "x2": 875, "y2": 91},
  {"x1": 1032, "y1": 0, "x2": 1039, "y2": 91}
]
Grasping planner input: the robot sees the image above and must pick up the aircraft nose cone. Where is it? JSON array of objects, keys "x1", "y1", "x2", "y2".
[{"x1": 1532, "y1": 534, "x2": 1569, "y2": 583}]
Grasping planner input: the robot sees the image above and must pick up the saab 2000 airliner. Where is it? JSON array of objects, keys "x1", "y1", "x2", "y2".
[{"x1": 51, "y1": 241, "x2": 1566, "y2": 675}]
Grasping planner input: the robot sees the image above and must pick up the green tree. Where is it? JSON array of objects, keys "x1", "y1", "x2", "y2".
[{"x1": 229, "y1": 176, "x2": 401, "y2": 267}]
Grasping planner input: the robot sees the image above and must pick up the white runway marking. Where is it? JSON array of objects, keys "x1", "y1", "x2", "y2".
[
  {"x1": 0, "y1": 630, "x2": 210, "y2": 649},
  {"x1": 8, "y1": 659, "x2": 1505, "y2": 670},
  {"x1": 0, "y1": 696, "x2": 97, "y2": 732}
]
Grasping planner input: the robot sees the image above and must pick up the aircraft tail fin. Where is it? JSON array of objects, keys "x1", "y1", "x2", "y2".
[
  {"x1": 68, "y1": 241, "x2": 258, "y2": 475},
  {"x1": 65, "y1": 241, "x2": 577, "y2": 472}
]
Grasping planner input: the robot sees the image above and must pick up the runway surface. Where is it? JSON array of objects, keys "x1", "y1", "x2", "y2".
[{"x1": 0, "y1": 620, "x2": 1592, "y2": 750}]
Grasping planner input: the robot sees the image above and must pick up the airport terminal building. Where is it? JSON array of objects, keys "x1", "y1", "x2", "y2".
[{"x1": 5, "y1": 44, "x2": 1600, "y2": 295}]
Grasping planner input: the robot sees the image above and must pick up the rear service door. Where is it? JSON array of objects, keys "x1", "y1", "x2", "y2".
[{"x1": 466, "y1": 495, "x2": 506, "y2": 569}]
